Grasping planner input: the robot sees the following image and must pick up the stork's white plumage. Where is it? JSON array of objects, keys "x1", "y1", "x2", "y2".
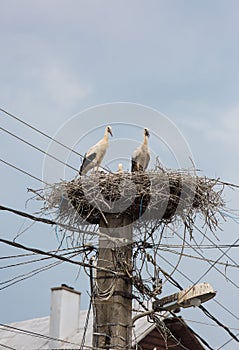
[
  {"x1": 131, "y1": 128, "x2": 150, "y2": 172},
  {"x1": 79, "y1": 126, "x2": 113, "y2": 175},
  {"x1": 117, "y1": 163, "x2": 123, "y2": 173}
]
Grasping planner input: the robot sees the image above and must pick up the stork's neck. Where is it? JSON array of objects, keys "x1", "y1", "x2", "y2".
[
  {"x1": 104, "y1": 128, "x2": 109, "y2": 142},
  {"x1": 143, "y1": 134, "x2": 148, "y2": 145}
]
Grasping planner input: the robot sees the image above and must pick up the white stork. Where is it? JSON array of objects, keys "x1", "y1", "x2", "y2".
[
  {"x1": 117, "y1": 163, "x2": 123, "y2": 173},
  {"x1": 131, "y1": 128, "x2": 150, "y2": 172},
  {"x1": 79, "y1": 125, "x2": 113, "y2": 175}
]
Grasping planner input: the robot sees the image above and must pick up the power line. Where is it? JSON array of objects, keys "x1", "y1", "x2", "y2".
[
  {"x1": 0, "y1": 245, "x2": 98, "y2": 291},
  {"x1": 199, "y1": 305, "x2": 239, "y2": 344},
  {"x1": 0, "y1": 203, "x2": 101, "y2": 239},
  {"x1": 0, "y1": 343, "x2": 16, "y2": 350},
  {"x1": 157, "y1": 251, "x2": 239, "y2": 341},
  {"x1": 0, "y1": 245, "x2": 90, "y2": 260},
  {"x1": 171, "y1": 226, "x2": 239, "y2": 290},
  {"x1": 166, "y1": 313, "x2": 214, "y2": 350},
  {"x1": 2, "y1": 203, "x2": 238, "y2": 330},
  {"x1": 185, "y1": 235, "x2": 239, "y2": 289},
  {"x1": 183, "y1": 318, "x2": 239, "y2": 331},
  {"x1": 80, "y1": 297, "x2": 92, "y2": 350},
  {"x1": 153, "y1": 243, "x2": 239, "y2": 249},
  {"x1": 0, "y1": 250, "x2": 83, "y2": 291},
  {"x1": 158, "y1": 247, "x2": 238, "y2": 268},
  {"x1": 0, "y1": 246, "x2": 91, "y2": 269},
  {"x1": 0, "y1": 236, "x2": 91, "y2": 271},
  {"x1": 0, "y1": 106, "x2": 112, "y2": 173},
  {"x1": 0, "y1": 260, "x2": 61, "y2": 291},
  {"x1": 212, "y1": 298, "x2": 239, "y2": 322},
  {"x1": 194, "y1": 224, "x2": 239, "y2": 270},
  {"x1": 158, "y1": 225, "x2": 239, "y2": 319},
  {"x1": 0, "y1": 204, "x2": 68, "y2": 227},
  {"x1": 0, "y1": 253, "x2": 53, "y2": 269},
  {"x1": 158, "y1": 248, "x2": 239, "y2": 323},
  {"x1": 158, "y1": 234, "x2": 239, "y2": 322},
  {"x1": 1, "y1": 126, "x2": 79, "y2": 173},
  {"x1": 183, "y1": 322, "x2": 214, "y2": 350},
  {"x1": 0, "y1": 107, "x2": 84, "y2": 157},
  {"x1": 217, "y1": 332, "x2": 239, "y2": 350},
  {"x1": 0, "y1": 322, "x2": 81, "y2": 347},
  {"x1": 0, "y1": 249, "x2": 83, "y2": 270},
  {"x1": 1, "y1": 158, "x2": 48, "y2": 185},
  {"x1": 0, "y1": 234, "x2": 115, "y2": 276},
  {"x1": 0, "y1": 203, "x2": 122, "y2": 247},
  {"x1": 0, "y1": 252, "x2": 36, "y2": 260}
]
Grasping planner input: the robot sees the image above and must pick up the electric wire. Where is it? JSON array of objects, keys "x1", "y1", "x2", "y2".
[
  {"x1": 0, "y1": 202, "x2": 237, "y2": 340},
  {"x1": 0, "y1": 253, "x2": 55, "y2": 269},
  {"x1": 0, "y1": 247, "x2": 91, "y2": 269},
  {"x1": 166, "y1": 227, "x2": 239, "y2": 322},
  {"x1": 0, "y1": 260, "x2": 61, "y2": 291},
  {"x1": 158, "y1": 249, "x2": 239, "y2": 323},
  {"x1": 180, "y1": 320, "x2": 214, "y2": 350},
  {"x1": 2, "y1": 203, "x2": 238, "y2": 345},
  {"x1": 200, "y1": 305, "x2": 239, "y2": 344},
  {"x1": 170, "y1": 226, "x2": 239, "y2": 290},
  {"x1": 0, "y1": 252, "x2": 37, "y2": 260},
  {"x1": 157, "y1": 251, "x2": 239, "y2": 343},
  {"x1": 0, "y1": 246, "x2": 91, "y2": 270},
  {"x1": 1, "y1": 158, "x2": 48, "y2": 185},
  {"x1": 0, "y1": 343, "x2": 16, "y2": 350},
  {"x1": 0, "y1": 323, "x2": 81, "y2": 347},
  {"x1": 0, "y1": 203, "x2": 126, "y2": 248},
  {"x1": 151, "y1": 243, "x2": 239, "y2": 249},
  {"x1": 0, "y1": 235, "x2": 116, "y2": 275},
  {"x1": 184, "y1": 236, "x2": 239, "y2": 288},
  {"x1": 183, "y1": 318, "x2": 239, "y2": 331},
  {"x1": 1, "y1": 126, "x2": 79, "y2": 173},
  {"x1": 1, "y1": 111, "x2": 239, "y2": 348},
  {"x1": 217, "y1": 332, "x2": 239, "y2": 350},
  {"x1": 158, "y1": 246, "x2": 238, "y2": 268},
  {"x1": 194, "y1": 224, "x2": 239, "y2": 271},
  {"x1": 0, "y1": 251, "x2": 82, "y2": 290},
  {"x1": 80, "y1": 298, "x2": 92, "y2": 350},
  {"x1": 0, "y1": 107, "x2": 112, "y2": 173},
  {"x1": 165, "y1": 310, "x2": 214, "y2": 350},
  {"x1": 0, "y1": 246, "x2": 79, "y2": 260}
]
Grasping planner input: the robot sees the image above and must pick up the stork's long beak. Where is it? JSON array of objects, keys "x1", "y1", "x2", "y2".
[{"x1": 109, "y1": 129, "x2": 113, "y2": 137}]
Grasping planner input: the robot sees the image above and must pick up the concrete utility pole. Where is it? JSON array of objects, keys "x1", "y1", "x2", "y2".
[{"x1": 93, "y1": 214, "x2": 132, "y2": 349}]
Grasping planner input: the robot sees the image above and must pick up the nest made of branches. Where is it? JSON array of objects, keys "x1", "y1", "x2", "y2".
[{"x1": 34, "y1": 170, "x2": 225, "y2": 237}]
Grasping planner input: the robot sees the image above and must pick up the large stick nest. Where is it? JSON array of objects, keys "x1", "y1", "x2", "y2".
[{"x1": 36, "y1": 170, "x2": 225, "y2": 235}]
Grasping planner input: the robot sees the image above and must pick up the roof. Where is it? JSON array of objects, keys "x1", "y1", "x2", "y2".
[
  {"x1": 136, "y1": 317, "x2": 205, "y2": 350},
  {"x1": 0, "y1": 310, "x2": 153, "y2": 350},
  {"x1": 0, "y1": 312, "x2": 204, "y2": 350}
]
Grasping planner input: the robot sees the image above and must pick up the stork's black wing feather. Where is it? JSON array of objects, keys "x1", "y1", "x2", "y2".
[
  {"x1": 131, "y1": 159, "x2": 138, "y2": 172},
  {"x1": 131, "y1": 159, "x2": 144, "y2": 172},
  {"x1": 79, "y1": 152, "x2": 96, "y2": 175}
]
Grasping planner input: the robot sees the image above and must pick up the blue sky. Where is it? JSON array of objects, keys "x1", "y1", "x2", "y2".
[{"x1": 1, "y1": 1, "x2": 239, "y2": 349}]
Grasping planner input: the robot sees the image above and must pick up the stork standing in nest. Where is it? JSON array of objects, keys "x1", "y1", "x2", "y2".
[
  {"x1": 79, "y1": 125, "x2": 113, "y2": 175},
  {"x1": 117, "y1": 163, "x2": 123, "y2": 173},
  {"x1": 131, "y1": 128, "x2": 150, "y2": 172}
]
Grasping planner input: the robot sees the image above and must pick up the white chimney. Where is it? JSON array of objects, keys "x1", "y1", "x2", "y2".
[{"x1": 49, "y1": 284, "x2": 81, "y2": 348}]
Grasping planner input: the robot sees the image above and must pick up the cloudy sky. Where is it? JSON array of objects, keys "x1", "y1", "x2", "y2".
[{"x1": 1, "y1": 1, "x2": 239, "y2": 349}]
